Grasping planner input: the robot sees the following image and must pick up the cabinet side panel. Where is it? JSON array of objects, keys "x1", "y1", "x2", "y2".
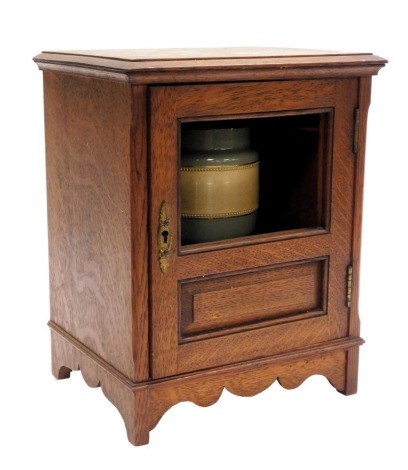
[{"x1": 44, "y1": 72, "x2": 134, "y2": 378}]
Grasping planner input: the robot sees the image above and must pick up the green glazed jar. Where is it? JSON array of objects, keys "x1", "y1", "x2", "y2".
[{"x1": 181, "y1": 127, "x2": 259, "y2": 244}]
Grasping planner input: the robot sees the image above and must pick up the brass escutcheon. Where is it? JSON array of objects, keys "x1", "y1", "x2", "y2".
[{"x1": 158, "y1": 202, "x2": 171, "y2": 274}]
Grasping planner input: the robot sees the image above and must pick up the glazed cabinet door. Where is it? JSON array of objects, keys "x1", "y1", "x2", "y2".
[{"x1": 149, "y1": 79, "x2": 358, "y2": 379}]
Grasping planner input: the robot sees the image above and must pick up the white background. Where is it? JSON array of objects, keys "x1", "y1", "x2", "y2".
[{"x1": 1, "y1": 1, "x2": 406, "y2": 468}]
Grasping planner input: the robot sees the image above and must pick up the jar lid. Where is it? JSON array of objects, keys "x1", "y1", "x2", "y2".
[{"x1": 182, "y1": 127, "x2": 250, "y2": 152}]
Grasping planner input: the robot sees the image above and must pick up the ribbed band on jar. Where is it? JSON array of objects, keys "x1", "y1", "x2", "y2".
[{"x1": 181, "y1": 161, "x2": 259, "y2": 219}]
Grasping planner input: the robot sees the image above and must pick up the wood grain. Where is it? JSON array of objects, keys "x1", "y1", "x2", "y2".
[
  {"x1": 180, "y1": 258, "x2": 326, "y2": 338},
  {"x1": 34, "y1": 48, "x2": 387, "y2": 84},
  {"x1": 149, "y1": 86, "x2": 180, "y2": 378},
  {"x1": 37, "y1": 48, "x2": 386, "y2": 445},
  {"x1": 174, "y1": 80, "x2": 335, "y2": 117},
  {"x1": 180, "y1": 227, "x2": 328, "y2": 255},
  {"x1": 50, "y1": 322, "x2": 362, "y2": 445},
  {"x1": 149, "y1": 78, "x2": 358, "y2": 378},
  {"x1": 37, "y1": 47, "x2": 372, "y2": 60},
  {"x1": 326, "y1": 78, "x2": 359, "y2": 340},
  {"x1": 130, "y1": 85, "x2": 150, "y2": 381},
  {"x1": 44, "y1": 72, "x2": 135, "y2": 379},
  {"x1": 343, "y1": 77, "x2": 373, "y2": 395},
  {"x1": 50, "y1": 327, "x2": 151, "y2": 446}
]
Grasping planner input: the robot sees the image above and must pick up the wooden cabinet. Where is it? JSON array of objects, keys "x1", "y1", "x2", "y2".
[{"x1": 34, "y1": 48, "x2": 386, "y2": 445}]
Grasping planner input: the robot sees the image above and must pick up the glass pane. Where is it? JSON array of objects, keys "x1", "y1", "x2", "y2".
[{"x1": 180, "y1": 111, "x2": 332, "y2": 246}]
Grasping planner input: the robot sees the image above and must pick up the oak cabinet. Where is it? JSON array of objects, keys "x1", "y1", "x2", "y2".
[{"x1": 34, "y1": 48, "x2": 386, "y2": 445}]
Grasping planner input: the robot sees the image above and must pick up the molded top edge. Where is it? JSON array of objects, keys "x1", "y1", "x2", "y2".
[
  {"x1": 34, "y1": 47, "x2": 387, "y2": 64},
  {"x1": 33, "y1": 47, "x2": 387, "y2": 82},
  {"x1": 37, "y1": 47, "x2": 372, "y2": 62}
]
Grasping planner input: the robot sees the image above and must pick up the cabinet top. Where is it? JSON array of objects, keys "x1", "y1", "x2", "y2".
[{"x1": 34, "y1": 47, "x2": 387, "y2": 84}]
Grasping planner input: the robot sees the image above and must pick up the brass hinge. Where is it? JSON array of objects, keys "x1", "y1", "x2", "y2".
[
  {"x1": 353, "y1": 108, "x2": 360, "y2": 154},
  {"x1": 346, "y1": 265, "x2": 353, "y2": 308}
]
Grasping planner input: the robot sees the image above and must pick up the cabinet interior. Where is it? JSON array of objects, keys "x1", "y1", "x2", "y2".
[{"x1": 180, "y1": 109, "x2": 333, "y2": 247}]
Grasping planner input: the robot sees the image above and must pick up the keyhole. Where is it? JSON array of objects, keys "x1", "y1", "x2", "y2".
[{"x1": 162, "y1": 230, "x2": 169, "y2": 245}]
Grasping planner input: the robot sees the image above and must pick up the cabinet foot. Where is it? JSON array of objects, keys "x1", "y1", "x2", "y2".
[
  {"x1": 340, "y1": 347, "x2": 360, "y2": 395},
  {"x1": 50, "y1": 323, "x2": 363, "y2": 445},
  {"x1": 50, "y1": 327, "x2": 153, "y2": 445}
]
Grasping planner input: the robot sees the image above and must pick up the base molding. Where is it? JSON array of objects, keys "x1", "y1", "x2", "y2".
[{"x1": 49, "y1": 322, "x2": 363, "y2": 446}]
